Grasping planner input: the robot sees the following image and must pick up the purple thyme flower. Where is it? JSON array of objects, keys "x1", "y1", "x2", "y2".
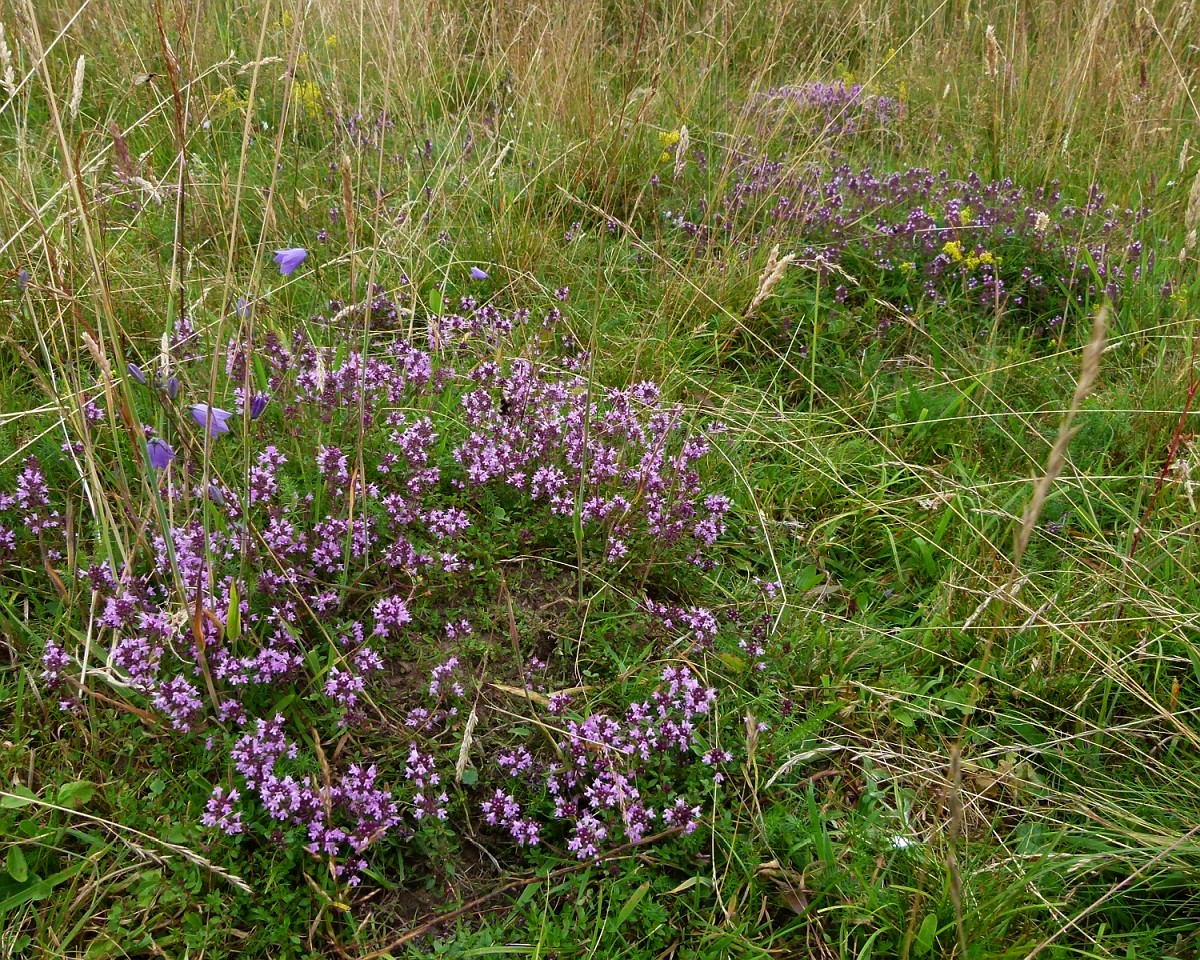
[
  {"x1": 372, "y1": 596, "x2": 411, "y2": 638},
  {"x1": 202, "y1": 786, "x2": 244, "y2": 835},
  {"x1": 662, "y1": 797, "x2": 701, "y2": 834},
  {"x1": 146, "y1": 437, "x2": 175, "y2": 470},
  {"x1": 189, "y1": 403, "x2": 234, "y2": 439},
  {"x1": 127, "y1": 362, "x2": 147, "y2": 386},
  {"x1": 273, "y1": 247, "x2": 308, "y2": 276},
  {"x1": 41, "y1": 639, "x2": 71, "y2": 690},
  {"x1": 469, "y1": 266, "x2": 489, "y2": 280}
]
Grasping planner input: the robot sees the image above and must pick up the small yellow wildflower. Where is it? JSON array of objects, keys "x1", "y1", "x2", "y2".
[
  {"x1": 899, "y1": 261, "x2": 915, "y2": 275},
  {"x1": 943, "y1": 240, "x2": 964, "y2": 262},
  {"x1": 658, "y1": 128, "x2": 681, "y2": 147},
  {"x1": 964, "y1": 250, "x2": 998, "y2": 270},
  {"x1": 280, "y1": 10, "x2": 293, "y2": 29},
  {"x1": 959, "y1": 206, "x2": 973, "y2": 226},
  {"x1": 294, "y1": 80, "x2": 322, "y2": 120},
  {"x1": 325, "y1": 34, "x2": 337, "y2": 49},
  {"x1": 898, "y1": 81, "x2": 908, "y2": 100},
  {"x1": 212, "y1": 85, "x2": 250, "y2": 115},
  {"x1": 659, "y1": 150, "x2": 671, "y2": 163}
]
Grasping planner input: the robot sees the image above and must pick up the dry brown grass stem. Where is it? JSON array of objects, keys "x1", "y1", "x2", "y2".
[
  {"x1": 0, "y1": 791, "x2": 252, "y2": 894},
  {"x1": 1013, "y1": 304, "x2": 1109, "y2": 572}
]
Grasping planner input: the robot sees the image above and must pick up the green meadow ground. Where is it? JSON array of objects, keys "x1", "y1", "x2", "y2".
[{"x1": 2, "y1": 1, "x2": 1200, "y2": 957}]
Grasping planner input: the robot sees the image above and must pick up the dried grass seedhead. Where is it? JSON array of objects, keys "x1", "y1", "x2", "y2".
[
  {"x1": 984, "y1": 25, "x2": 1003, "y2": 78},
  {"x1": 745, "y1": 244, "x2": 796, "y2": 319},
  {"x1": 0, "y1": 22, "x2": 17, "y2": 98},
  {"x1": 80, "y1": 330, "x2": 112, "y2": 381},
  {"x1": 109, "y1": 122, "x2": 134, "y2": 180},
  {"x1": 1182, "y1": 167, "x2": 1200, "y2": 256},
  {"x1": 673, "y1": 124, "x2": 689, "y2": 181},
  {"x1": 69, "y1": 54, "x2": 84, "y2": 119}
]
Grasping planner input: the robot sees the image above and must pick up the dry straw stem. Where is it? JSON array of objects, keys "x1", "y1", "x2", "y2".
[
  {"x1": 1024, "y1": 823, "x2": 1200, "y2": 959},
  {"x1": 1013, "y1": 303, "x2": 1109, "y2": 571},
  {"x1": 953, "y1": 305, "x2": 1110, "y2": 751},
  {"x1": 0, "y1": 790, "x2": 252, "y2": 894}
]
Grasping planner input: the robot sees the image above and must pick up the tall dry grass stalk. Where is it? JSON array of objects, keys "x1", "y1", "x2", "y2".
[
  {"x1": 955, "y1": 305, "x2": 1109, "y2": 732},
  {"x1": 1013, "y1": 304, "x2": 1110, "y2": 569}
]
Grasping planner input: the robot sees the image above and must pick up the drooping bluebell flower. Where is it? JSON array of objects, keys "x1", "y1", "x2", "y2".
[
  {"x1": 189, "y1": 403, "x2": 234, "y2": 439},
  {"x1": 469, "y1": 266, "x2": 488, "y2": 280},
  {"x1": 235, "y1": 296, "x2": 251, "y2": 318},
  {"x1": 273, "y1": 247, "x2": 308, "y2": 276},
  {"x1": 165, "y1": 377, "x2": 180, "y2": 401},
  {"x1": 248, "y1": 394, "x2": 269, "y2": 420},
  {"x1": 127, "y1": 362, "x2": 147, "y2": 386},
  {"x1": 17, "y1": 269, "x2": 30, "y2": 291},
  {"x1": 146, "y1": 437, "x2": 175, "y2": 470}
]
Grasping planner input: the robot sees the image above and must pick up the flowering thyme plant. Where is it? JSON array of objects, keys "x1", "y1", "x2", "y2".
[
  {"x1": 665, "y1": 86, "x2": 1147, "y2": 333},
  {"x1": 10, "y1": 287, "x2": 740, "y2": 887}
]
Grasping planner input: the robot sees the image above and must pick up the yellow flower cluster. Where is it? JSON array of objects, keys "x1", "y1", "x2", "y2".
[
  {"x1": 294, "y1": 80, "x2": 322, "y2": 120},
  {"x1": 658, "y1": 128, "x2": 681, "y2": 163},
  {"x1": 943, "y1": 240, "x2": 1000, "y2": 270},
  {"x1": 212, "y1": 85, "x2": 250, "y2": 116}
]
